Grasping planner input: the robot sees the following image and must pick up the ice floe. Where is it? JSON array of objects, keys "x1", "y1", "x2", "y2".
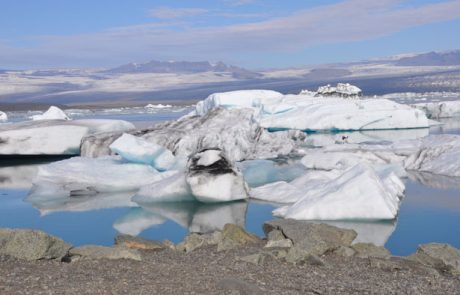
[
  {"x1": 31, "y1": 106, "x2": 70, "y2": 121},
  {"x1": 0, "y1": 119, "x2": 135, "y2": 155},
  {"x1": 109, "y1": 133, "x2": 176, "y2": 171},
  {"x1": 27, "y1": 156, "x2": 172, "y2": 199},
  {"x1": 413, "y1": 101, "x2": 460, "y2": 119},
  {"x1": 272, "y1": 164, "x2": 404, "y2": 220}
]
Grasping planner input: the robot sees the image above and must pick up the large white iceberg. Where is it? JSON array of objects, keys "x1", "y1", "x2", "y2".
[
  {"x1": 272, "y1": 164, "x2": 404, "y2": 220},
  {"x1": 0, "y1": 119, "x2": 135, "y2": 155},
  {"x1": 193, "y1": 90, "x2": 430, "y2": 131},
  {"x1": 31, "y1": 106, "x2": 70, "y2": 121},
  {"x1": 28, "y1": 156, "x2": 172, "y2": 198},
  {"x1": 109, "y1": 133, "x2": 176, "y2": 171},
  {"x1": 0, "y1": 111, "x2": 7, "y2": 122},
  {"x1": 81, "y1": 108, "x2": 305, "y2": 162}
]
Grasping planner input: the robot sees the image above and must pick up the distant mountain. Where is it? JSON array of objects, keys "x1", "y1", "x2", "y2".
[
  {"x1": 396, "y1": 50, "x2": 460, "y2": 66},
  {"x1": 105, "y1": 60, "x2": 262, "y2": 79}
]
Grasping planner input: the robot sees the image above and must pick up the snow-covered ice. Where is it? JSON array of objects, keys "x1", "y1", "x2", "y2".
[
  {"x1": 0, "y1": 119, "x2": 135, "y2": 155},
  {"x1": 316, "y1": 83, "x2": 362, "y2": 98},
  {"x1": 31, "y1": 106, "x2": 70, "y2": 121},
  {"x1": 0, "y1": 111, "x2": 7, "y2": 122},
  {"x1": 185, "y1": 149, "x2": 249, "y2": 203},
  {"x1": 413, "y1": 101, "x2": 460, "y2": 119},
  {"x1": 109, "y1": 133, "x2": 176, "y2": 171},
  {"x1": 28, "y1": 156, "x2": 172, "y2": 199},
  {"x1": 272, "y1": 164, "x2": 404, "y2": 220},
  {"x1": 404, "y1": 135, "x2": 460, "y2": 178}
]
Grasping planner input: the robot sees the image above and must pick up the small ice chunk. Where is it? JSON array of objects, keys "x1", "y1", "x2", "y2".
[
  {"x1": 110, "y1": 133, "x2": 176, "y2": 171},
  {"x1": 145, "y1": 103, "x2": 172, "y2": 109},
  {"x1": 273, "y1": 164, "x2": 403, "y2": 220},
  {"x1": 186, "y1": 149, "x2": 249, "y2": 203},
  {"x1": 0, "y1": 111, "x2": 7, "y2": 122},
  {"x1": 31, "y1": 106, "x2": 70, "y2": 121}
]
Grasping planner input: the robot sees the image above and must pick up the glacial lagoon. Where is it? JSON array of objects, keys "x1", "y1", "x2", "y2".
[{"x1": 1, "y1": 108, "x2": 459, "y2": 256}]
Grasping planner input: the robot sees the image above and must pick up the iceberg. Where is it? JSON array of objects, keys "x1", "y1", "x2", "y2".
[
  {"x1": 31, "y1": 106, "x2": 70, "y2": 121},
  {"x1": 145, "y1": 103, "x2": 172, "y2": 109},
  {"x1": 315, "y1": 83, "x2": 362, "y2": 98},
  {"x1": 404, "y1": 134, "x2": 460, "y2": 178},
  {"x1": 194, "y1": 90, "x2": 284, "y2": 116},
  {"x1": 28, "y1": 156, "x2": 172, "y2": 198},
  {"x1": 185, "y1": 149, "x2": 249, "y2": 203},
  {"x1": 237, "y1": 159, "x2": 306, "y2": 187},
  {"x1": 413, "y1": 101, "x2": 460, "y2": 119},
  {"x1": 81, "y1": 108, "x2": 305, "y2": 162},
  {"x1": 133, "y1": 171, "x2": 195, "y2": 203},
  {"x1": 273, "y1": 164, "x2": 404, "y2": 220},
  {"x1": 109, "y1": 133, "x2": 176, "y2": 171},
  {"x1": 0, "y1": 111, "x2": 7, "y2": 122},
  {"x1": 0, "y1": 119, "x2": 135, "y2": 155}
]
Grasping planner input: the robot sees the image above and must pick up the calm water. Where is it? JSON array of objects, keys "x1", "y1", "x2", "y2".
[{"x1": 0, "y1": 110, "x2": 460, "y2": 256}]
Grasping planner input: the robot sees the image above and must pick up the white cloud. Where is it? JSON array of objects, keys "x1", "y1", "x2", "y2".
[
  {"x1": 149, "y1": 7, "x2": 208, "y2": 19},
  {"x1": 1, "y1": 0, "x2": 460, "y2": 68}
]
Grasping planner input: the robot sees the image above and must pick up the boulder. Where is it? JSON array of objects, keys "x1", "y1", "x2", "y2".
[
  {"x1": 217, "y1": 224, "x2": 260, "y2": 251},
  {"x1": 264, "y1": 239, "x2": 293, "y2": 249},
  {"x1": 114, "y1": 234, "x2": 165, "y2": 251},
  {"x1": 186, "y1": 148, "x2": 249, "y2": 202},
  {"x1": 408, "y1": 243, "x2": 460, "y2": 275},
  {"x1": 0, "y1": 228, "x2": 71, "y2": 261},
  {"x1": 68, "y1": 245, "x2": 141, "y2": 261},
  {"x1": 266, "y1": 229, "x2": 285, "y2": 241},
  {"x1": 179, "y1": 231, "x2": 223, "y2": 253},
  {"x1": 263, "y1": 220, "x2": 357, "y2": 247},
  {"x1": 352, "y1": 243, "x2": 391, "y2": 259},
  {"x1": 332, "y1": 246, "x2": 356, "y2": 257}
]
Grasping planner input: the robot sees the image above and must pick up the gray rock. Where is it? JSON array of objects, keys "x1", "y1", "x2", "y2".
[
  {"x1": 0, "y1": 228, "x2": 71, "y2": 261},
  {"x1": 69, "y1": 245, "x2": 141, "y2": 261},
  {"x1": 115, "y1": 234, "x2": 165, "y2": 251},
  {"x1": 352, "y1": 243, "x2": 391, "y2": 259},
  {"x1": 217, "y1": 224, "x2": 260, "y2": 252},
  {"x1": 180, "y1": 231, "x2": 223, "y2": 253},
  {"x1": 217, "y1": 277, "x2": 264, "y2": 295},
  {"x1": 370, "y1": 257, "x2": 440, "y2": 277},
  {"x1": 263, "y1": 220, "x2": 357, "y2": 246},
  {"x1": 264, "y1": 249, "x2": 288, "y2": 260},
  {"x1": 408, "y1": 243, "x2": 460, "y2": 274},
  {"x1": 333, "y1": 246, "x2": 356, "y2": 257},
  {"x1": 239, "y1": 253, "x2": 266, "y2": 265},
  {"x1": 286, "y1": 246, "x2": 325, "y2": 266},
  {"x1": 267, "y1": 229, "x2": 285, "y2": 241},
  {"x1": 264, "y1": 239, "x2": 293, "y2": 249}
]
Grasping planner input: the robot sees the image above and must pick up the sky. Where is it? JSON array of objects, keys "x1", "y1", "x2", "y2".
[{"x1": 1, "y1": 0, "x2": 460, "y2": 69}]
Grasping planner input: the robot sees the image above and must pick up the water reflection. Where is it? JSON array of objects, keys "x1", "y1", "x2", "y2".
[
  {"x1": 115, "y1": 201, "x2": 248, "y2": 236},
  {"x1": 408, "y1": 171, "x2": 460, "y2": 190},
  {"x1": 0, "y1": 163, "x2": 40, "y2": 189}
]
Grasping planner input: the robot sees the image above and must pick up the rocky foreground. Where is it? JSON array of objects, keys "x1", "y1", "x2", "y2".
[{"x1": 1, "y1": 221, "x2": 459, "y2": 294}]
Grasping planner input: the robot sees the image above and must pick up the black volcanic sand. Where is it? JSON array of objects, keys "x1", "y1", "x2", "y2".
[{"x1": 0, "y1": 243, "x2": 458, "y2": 295}]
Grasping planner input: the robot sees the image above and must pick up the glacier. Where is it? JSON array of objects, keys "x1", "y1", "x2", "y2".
[
  {"x1": 0, "y1": 119, "x2": 135, "y2": 155},
  {"x1": 31, "y1": 106, "x2": 70, "y2": 121}
]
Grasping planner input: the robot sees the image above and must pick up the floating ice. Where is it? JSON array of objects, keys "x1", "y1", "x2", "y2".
[
  {"x1": 194, "y1": 90, "x2": 284, "y2": 116},
  {"x1": 186, "y1": 149, "x2": 249, "y2": 203},
  {"x1": 28, "y1": 156, "x2": 172, "y2": 199},
  {"x1": 237, "y1": 159, "x2": 307, "y2": 187},
  {"x1": 109, "y1": 133, "x2": 176, "y2": 171},
  {"x1": 81, "y1": 108, "x2": 305, "y2": 162},
  {"x1": 0, "y1": 119, "x2": 135, "y2": 155},
  {"x1": 31, "y1": 106, "x2": 70, "y2": 121},
  {"x1": 273, "y1": 164, "x2": 404, "y2": 220},
  {"x1": 413, "y1": 101, "x2": 460, "y2": 119},
  {"x1": 145, "y1": 103, "x2": 173, "y2": 109},
  {"x1": 316, "y1": 83, "x2": 362, "y2": 98},
  {"x1": 404, "y1": 134, "x2": 460, "y2": 178},
  {"x1": 133, "y1": 171, "x2": 194, "y2": 203},
  {"x1": 0, "y1": 111, "x2": 7, "y2": 122}
]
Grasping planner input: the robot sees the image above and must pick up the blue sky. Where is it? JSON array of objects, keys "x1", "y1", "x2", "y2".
[{"x1": 1, "y1": 0, "x2": 460, "y2": 69}]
